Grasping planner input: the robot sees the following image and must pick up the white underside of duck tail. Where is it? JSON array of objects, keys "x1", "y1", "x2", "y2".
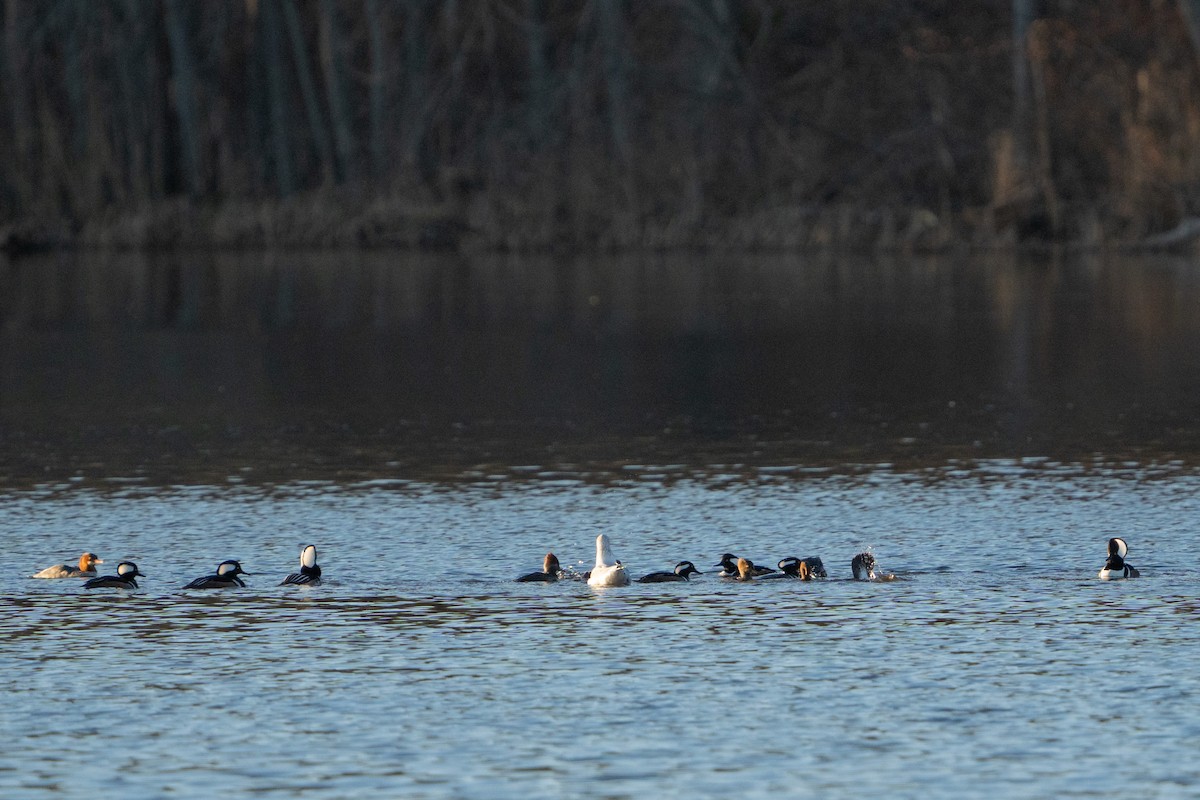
[
  {"x1": 1098, "y1": 567, "x2": 1130, "y2": 580},
  {"x1": 588, "y1": 534, "x2": 630, "y2": 586},
  {"x1": 588, "y1": 563, "x2": 630, "y2": 587}
]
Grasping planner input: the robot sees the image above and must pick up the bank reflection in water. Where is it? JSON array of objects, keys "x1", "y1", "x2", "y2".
[{"x1": 1, "y1": 249, "x2": 1199, "y2": 478}]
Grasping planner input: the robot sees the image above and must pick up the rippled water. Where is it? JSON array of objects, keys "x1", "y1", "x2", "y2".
[
  {"x1": 4, "y1": 249, "x2": 1200, "y2": 797},
  {"x1": 3, "y1": 463, "x2": 1199, "y2": 799}
]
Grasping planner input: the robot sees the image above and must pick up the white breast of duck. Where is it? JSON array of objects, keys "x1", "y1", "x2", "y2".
[
  {"x1": 587, "y1": 534, "x2": 630, "y2": 587},
  {"x1": 281, "y1": 545, "x2": 322, "y2": 586},
  {"x1": 1098, "y1": 537, "x2": 1140, "y2": 580}
]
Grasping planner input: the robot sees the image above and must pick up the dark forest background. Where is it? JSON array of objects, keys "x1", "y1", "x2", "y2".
[{"x1": 5, "y1": 0, "x2": 1200, "y2": 251}]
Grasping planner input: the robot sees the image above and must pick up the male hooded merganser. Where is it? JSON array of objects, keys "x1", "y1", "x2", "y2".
[
  {"x1": 32, "y1": 552, "x2": 103, "y2": 579},
  {"x1": 773, "y1": 556, "x2": 812, "y2": 580},
  {"x1": 184, "y1": 560, "x2": 250, "y2": 589},
  {"x1": 84, "y1": 561, "x2": 143, "y2": 590},
  {"x1": 1098, "y1": 538, "x2": 1140, "y2": 580},
  {"x1": 516, "y1": 553, "x2": 562, "y2": 583},
  {"x1": 637, "y1": 561, "x2": 702, "y2": 583},
  {"x1": 851, "y1": 552, "x2": 876, "y2": 581},
  {"x1": 280, "y1": 545, "x2": 322, "y2": 586},
  {"x1": 587, "y1": 534, "x2": 630, "y2": 587},
  {"x1": 714, "y1": 553, "x2": 775, "y2": 578}
]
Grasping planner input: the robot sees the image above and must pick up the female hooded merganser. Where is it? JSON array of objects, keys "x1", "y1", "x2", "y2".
[
  {"x1": 587, "y1": 534, "x2": 630, "y2": 587},
  {"x1": 184, "y1": 560, "x2": 251, "y2": 589},
  {"x1": 714, "y1": 553, "x2": 775, "y2": 578},
  {"x1": 1098, "y1": 538, "x2": 1140, "y2": 580},
  {"x1": 734, "y1": 558, "x2": 759, "y2": 581},
  {"x1": 280, "y1": 545, "x2": 322, "y2": 586},
  {"x1": 637, "y1": 561, "x2": 702, "y2": 583},
  {"x1": 516, "y1": 553, "x2": 562, "y2": 583},
  {"x1": 84, "y1": 561, "x2": 142, "y2": 590},
  {"x1": 31, "y1": 552, "x2": 104, "y2": 579}
]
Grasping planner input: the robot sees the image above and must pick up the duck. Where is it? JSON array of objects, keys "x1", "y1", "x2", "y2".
[
  {"x1": 83, "y1": 561, "x2": 142, "y2": 590},
  {"x1": 587, "y1": 534, "x2": 630, "y2": 587},
  {"x1": 734, "y1": 558, "x2": 759, "y2": 581},
  {"x1": 184, "y1": 560, "x2": 251, "y2": 589},
  {"x1": 773, "y1": 556, "x2": 812, "y2": 580},
  {"x1": 714, "y1": 553, "x2": 775, "y2": 578},
  {"x1": 1098, "y1": 537, "x2": 1140, "y2": 580},
  {"x1": 516, "y1": 553, "x2": 561, "y2": 583},
  {"x1": 280, "y1": 544, "x2": 321, "y2": 586},
  {"x1": 31, "y1": 552, "x2": 104, "y2": 579},
  {"x1": 637, "y1": 561, "x2": 702, "y2": 583},
  {"x1": 851, "y1": 552, "x2": 876, "y2": 580},
  {"x1": 851, "y1": 551, "x2": 896, "y2": 581}
]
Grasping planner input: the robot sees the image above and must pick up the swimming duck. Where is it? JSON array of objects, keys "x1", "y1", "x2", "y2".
[
  {"x1": 84, "y1": 561, "x2": 142, "y2": 590},
  {"x1": 1098, "y1": 537, "x2": 1140, "y2": 580},
  {"x1": 851, "y1": 551, "x2": 896, "y2": 581},
  {"x1": 714, "y1": 553, "x2": 775, "y2": 578},
  {"x1": 774, "y1": 556, "x2": 812, "y2": 580},
  {"x1": 516, "y1": 553, "x2": 561, "y2": 583},
  {"x1": 734, "y1": 558, "x2": 759, "y2": 581},
  {"x1": 637, "y1": 561, "x2": 702, "y2": 583},
  {"x1": 851, "y1": 552, "x2": 876, "y2": 581},
  {"x1": 184, "y1": 560, "x2": 251, "y2": 589},
  {"x1": 31, "y1": 552, "x2": 104, "y2": 579},
  {"x1": 280, "y1": 545, "x2": 322, "y2": 586},
  {"x1": 587, "y1": 534, "x2": 630, "y2": 587}
]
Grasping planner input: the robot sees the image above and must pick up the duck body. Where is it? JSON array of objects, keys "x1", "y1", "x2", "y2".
[
  {"x1": 281, "y1": 545, "x2": 322, "y2": 586},
  {"x1": 851, "y1": 552, "x2": 876, "y2": 581},
  {"x1": 714, "y1": 553, "x2": 775, "y2": 578},
  {"x1": 32, "y1": 552, "x2": 103, "y2": 579},
  {"x1": 84, "y1": 562, "x2": 142, "y2": 590},
  {"x1": 184, "y1": 560, "x2": 250, "y2": 589},
  {"x1": 773, "y1": 556, "x2": 811, "y2": 580},
  {"x1": 516, "y1": 553, "x2": 561, "y2": 583},
  {"x1": 637, "y1": 561, "x2": 701, "y2": 583},
  {"x1": 587, "y1": 534, "x2": 630, "y2": 587},
  {"x1": 1098, "y1": 537, "x2": 1140, "y2": 580}
]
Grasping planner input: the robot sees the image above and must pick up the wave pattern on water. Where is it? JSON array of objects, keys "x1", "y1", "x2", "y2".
[{"x1": 2, "y1": 467, "x2": 1199, "y2": 798}]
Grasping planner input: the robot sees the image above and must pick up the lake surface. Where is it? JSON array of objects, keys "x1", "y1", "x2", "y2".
[{"x1": 1, "y1": 250, "x2": 1199, "y2": 798}]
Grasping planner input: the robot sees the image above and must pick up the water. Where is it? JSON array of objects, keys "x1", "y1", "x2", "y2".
[{"x1": 2, "y1": 251, "x2": 1200, "y2": 798}]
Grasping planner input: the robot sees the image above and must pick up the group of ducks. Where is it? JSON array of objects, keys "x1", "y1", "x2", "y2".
[
  {"x1": 517, "y1": 535, "x2": 1144, "y2": 585},
  {"x1": 516, "y1": 533, "x2": 893, "y2": 586},
  {"x1": 30, "y1": 545, "x2": 322, "y2": 589},
  {"x1": 31, "y1": 536, "x2": 1141, "y2": 590}
]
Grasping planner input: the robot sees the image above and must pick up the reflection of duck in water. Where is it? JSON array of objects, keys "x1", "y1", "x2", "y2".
[
  {"x1": 587, "y1": 534, "x2": 630, "y2": 587},
  {"x1": 84, "y1": 561, "x2": 143, "y2": 590},
  {"x1": 851, "y1": 551, "x2": 896, "y2": 581},
  {"x1": 1098, "y1": 538, "x2": 1140, "y2": 580},
  {"x1": 32, "y1": 552, "x2": 104, "y2": 579},
  {"x1": 281, "y1": 545, "x2": 322, "y2": 586},
  {"x1": 714, "y1": 553, "x2": 774, "y2": 578},
  {"x1": 516, "y1": 553, "x2": 562, "y2": 583},
  {"x1": 637, "y1": 561, "x2": 702, "y2": 583}
]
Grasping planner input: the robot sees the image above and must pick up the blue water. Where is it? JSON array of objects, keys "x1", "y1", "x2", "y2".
[{"x1": 3, "y1": 461, "x2": 1198, "y2": 798}]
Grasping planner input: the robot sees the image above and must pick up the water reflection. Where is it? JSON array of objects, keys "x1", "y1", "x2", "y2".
[{"x1": 1, "y1": 250, "x2": 1199, "y2": 484}]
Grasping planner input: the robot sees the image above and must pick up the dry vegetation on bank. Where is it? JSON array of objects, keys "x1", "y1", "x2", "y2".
[{"x1": 3, "y1": 1, "x2": 1200, "y2": 252}]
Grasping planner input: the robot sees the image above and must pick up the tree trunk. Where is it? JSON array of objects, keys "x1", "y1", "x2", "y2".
[
  {"x1": 262, "y1": 0, "x2": 295, "y2": 195},
  {"x1": 319, "y1": 0, "x2": 354, "y2": 183},
  {"x1": 162, "y1": 0, "x2": 201, "y2": 196},
  {"x1": 281, "y1": 0, "x2": 335, "y2": 186}
]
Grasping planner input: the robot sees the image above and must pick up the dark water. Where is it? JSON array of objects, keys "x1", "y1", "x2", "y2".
[
  {"x1": 3, "y1": 249, "x2": 1200, "y2": 483},
  {"x1": 2, "y1": 251, "x2": 1200, "y2": 798}
]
